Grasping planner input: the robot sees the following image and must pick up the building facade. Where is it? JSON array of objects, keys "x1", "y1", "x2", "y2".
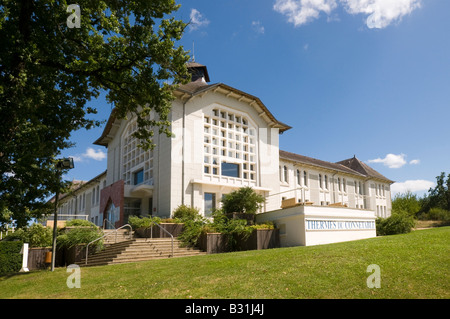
[{"x1": 52, "y1": 62, "x2": 393, "y2": 244}]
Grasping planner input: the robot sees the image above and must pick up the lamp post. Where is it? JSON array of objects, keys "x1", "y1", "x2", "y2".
[{"x1": 51, "y1": 157, "x2": 74, "y2": 271}]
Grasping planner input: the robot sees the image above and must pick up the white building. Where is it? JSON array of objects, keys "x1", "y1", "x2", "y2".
[{"x1": 53, "y1": 62, "x2": 393, "y2": 245}]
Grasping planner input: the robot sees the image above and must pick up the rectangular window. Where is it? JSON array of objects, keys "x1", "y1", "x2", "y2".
[
  {"x1": 222, "y1": 162, "x2": 239, "y2": 178},
  {"x1": 204, "y1": 193, "x2": 216, "y2": 217},
  {"x1": 133, "y1": 169, "x2": 144, "y2": 185}
]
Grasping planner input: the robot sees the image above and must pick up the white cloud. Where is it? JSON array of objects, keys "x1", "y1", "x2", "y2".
[
  {"x1": 391, "y1": 180, "x2": 434, "y2": 195},
  {"x1": 84, "y1": 147, "x2": 106, "y2": 161},
  {"x1": 273, "y1": 0, "x2": 422, "y2": 28},
  {"x1": 341, "y1": 0, "x2": 422, "y2": 29},
  {"x1": 189, "y1": 8, "x2": 210, "y2": 32},
  {"x1": 409, "y1": 159, "x2": 420, "y2": 165},
  {"x1": 72, "y1": 155, "x2": 83, "y2": 163},
  {"x1": 252, "y1": 21, "x2": 265, "y2": 34},
  {"x1": 368, "y1": 153, "x2": 407, "y2": 168},
  {"x1": 273, "y1": 0, "x2": 338, "y2": 26},
  {"x1": 72, "y1": 147, "x2": 106, "y2": 162}
]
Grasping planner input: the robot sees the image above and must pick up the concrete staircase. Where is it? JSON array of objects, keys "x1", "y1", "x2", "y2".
[
  {"x1": 78, "y1": 236, "x2": 206, "y2": 267},
  {"x1": 102, "y1": 229, "x2": 133, "y2": 245}
]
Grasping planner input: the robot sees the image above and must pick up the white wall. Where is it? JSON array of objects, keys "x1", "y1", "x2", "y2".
[{"x1": 256, "y1": 205, "x2": 377, "y2": 246}]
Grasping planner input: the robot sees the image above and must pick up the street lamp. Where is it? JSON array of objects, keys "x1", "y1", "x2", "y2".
[{"x1": 51, "y1": 157, "x2": 74, "y2": 271}]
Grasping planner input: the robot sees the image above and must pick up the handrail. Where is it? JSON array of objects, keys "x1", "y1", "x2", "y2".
[
  {"x1": 85, "y1": 223, "x2": 132, "y2": 265},
  {"x1": 103, "y1": 218, "x2": 116, "y2": 230},
  {"x1": 150, "y1": 222, "x2": 174, "y2": 258}
]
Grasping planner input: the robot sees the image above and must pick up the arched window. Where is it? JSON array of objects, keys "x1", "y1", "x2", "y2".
[{"x1": 283, "y1": 166, "x2": 288, "y2": 183}]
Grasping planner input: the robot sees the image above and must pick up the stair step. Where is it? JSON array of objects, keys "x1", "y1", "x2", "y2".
[{"x1": 79, "y1": 236, "x2": 205, "y2": 267}]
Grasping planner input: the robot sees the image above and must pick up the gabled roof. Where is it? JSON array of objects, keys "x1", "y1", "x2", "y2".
[
  {"x1": 175, "y1": 81, "x2": 292, "y2": 133},
  {"x1": 337, "y1": 156, "x2": 394, "y2": 183},
  {"x1": 280, "y1": 150, "x2": 393, "y2": 183},
  {"x1": 94, "y1": 80, "x2": 292, "y2": 147},
  {"x1": 280, "y1": 150, "x2": 366, "y2": 177}
]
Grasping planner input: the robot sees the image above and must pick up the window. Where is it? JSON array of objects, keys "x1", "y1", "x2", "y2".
[
  {"x1": 297, "y1": 170, "x2": 301, "y2": 185},
  {"x1": 204, "y1": 193, "x2": 216, "y2": 217},
  {"x1": 221, "y1": 162, "x2": 239, "y2": 178},
  {"x1": 304, "y1": 171, "x2": 308, "y2": 187},
  {"x1": 204, "y1": 109, "x2": 256, "y2": 181},
  {"x1": 283, "y1": 166, "x2": 288, "y2": 183},
  {"x1": 319, "y1": 174, "x2": 322, "y2": 189},
  {"x1": 343, "y1": 178, "x2": 346, "y2": 192},
  {"x1": 338, "y1": 178, "x2": 341, "y2": 191},
  {"x1": 122, "y1": 117, "x2": 154, "y2": 186},
  {"x1": 133, "y1": 169, "x2": 144, "y2": 185},
  {"x1": 324, "y1": 175, "x2": 328, "y2": 190}
]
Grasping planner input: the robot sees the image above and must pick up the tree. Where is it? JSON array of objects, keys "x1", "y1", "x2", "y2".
[
  {"x1": 391, "y1": 191, "x2": 421, "y2": 217},
  {"x1": 0, "y1": 1, "x2": 190, "y2": 227},
  {"x1": 221, "y1": 187, "x2": 265, "y2": 216},
  {"x1": 423, "y1": 172, "x2": 450, "y2": 212}
]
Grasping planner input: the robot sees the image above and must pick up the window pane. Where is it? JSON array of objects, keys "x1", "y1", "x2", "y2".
[
  {"x1": 204, "y1": 193, "x2": 216, "y2": 217},
  {"x1": 133, "y1": 169, "x2": 144, "y2": 185},
  {"x1": 221, "y1": 162, "x2": 239, "y2": 178}
]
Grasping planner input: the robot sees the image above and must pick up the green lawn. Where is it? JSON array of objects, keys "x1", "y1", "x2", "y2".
[{"x1": 1, "y1": 227, "x2": 449, "y2": 299}]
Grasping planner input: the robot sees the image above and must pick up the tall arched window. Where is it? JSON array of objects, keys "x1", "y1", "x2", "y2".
[
  {"x1": 304, "y1": 171, "x2": 308, "y2": 187},
  {"x1": 204, "y1": 107, "x2": 257, "y2": 182},
  {"x1": 122, "y1": 117, "x2": 154, "y2": 186},
  {"x1": 283, "y1": 166, "x2": 288, "y2": 183}
]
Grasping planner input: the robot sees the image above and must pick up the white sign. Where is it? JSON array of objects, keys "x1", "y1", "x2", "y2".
[
  {"x1": 19, "y1": 243, "x2": 29, "y2": 272},
  {"x1": 306, "y1": 219, "x2": 375, "y2": 231}
]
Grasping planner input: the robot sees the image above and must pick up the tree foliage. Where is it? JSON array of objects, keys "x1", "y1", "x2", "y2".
[
  {"x1": 391, "y1": 191, "x2": 421, "y2": 217},
  {"x1": 422, "y1": 172, "x2": 450, "y2": 213},
  {"x1": 221, "y1": 187, "x2": 265, "y2": 216},
  {"x1": 0, "y1": 0, "x2": 190, "y2": 227}
]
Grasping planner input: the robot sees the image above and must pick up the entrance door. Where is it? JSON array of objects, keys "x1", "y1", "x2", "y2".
[{"x1": 105, "y1": 202, "x2": 118, "y2": 229}]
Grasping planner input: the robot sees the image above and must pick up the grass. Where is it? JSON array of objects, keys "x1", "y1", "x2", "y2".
[{"x1": 0, "y1": 227, "x2": 449, "y2": 299}]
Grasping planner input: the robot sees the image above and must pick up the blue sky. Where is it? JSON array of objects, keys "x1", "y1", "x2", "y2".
[{"x1": 61, "y1": 0, "x2": 450, "y2": 197}]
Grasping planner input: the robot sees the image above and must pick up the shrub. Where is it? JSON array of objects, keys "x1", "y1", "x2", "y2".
[
  {"x1": 2, "y1": 223, "x2": 52, "y2": 248},
  {"x1": 249, "y1": 222, "x2": 276, "y2": 230},
  {"x1": 376, "y1": 211, "x2": 415, "y2": 236},
  {"x1": 172, "y1": 205, "x2": 200, "y2": 221},
  {"x1": 128, "y1": 215, "x2": 161, "y2": 230},
  {"x1": 177, "y1": 215, "x2": 208, "y2": 248},
  {"x1": 57, "y1": 221, "x2": 103, "y2": 250},
  {"x1": 0, "y1": 241, "x2": 23, "y2": 275},
  {"x1": 66, "y1": 219, "x2": 96, "y2": 227},
  {"x1": 418, "y1": 208, "x2": 450, "y2": 223}
]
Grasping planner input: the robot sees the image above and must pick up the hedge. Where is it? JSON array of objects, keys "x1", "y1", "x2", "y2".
[{"x1": 0, "y1": 241, "x2": 23, "y2": 276}]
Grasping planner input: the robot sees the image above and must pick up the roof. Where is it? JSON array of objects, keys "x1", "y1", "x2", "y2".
[
  {"x1": 337, "y1": 156, "x2": 394, "y2": 183},
  {"x1": 94, "y1": 80, "x2": 292, "y2": 146},
  {"x1": 48, "y1": 170, "x2": 107, "y2": 203},
  {"x1": 175, "y1": 81, "x2": 292, "y2": 133},
  {"x1": 279, "y1": 150, "x2": 366, "y2": 177},
  {"x1": 280, "y1": 150, "x2": 393, "y2": 183},
  {"x1": 186, "y1": 62, "x2": 210, "y2": 82}
]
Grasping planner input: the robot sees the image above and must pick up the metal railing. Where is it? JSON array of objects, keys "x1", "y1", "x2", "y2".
[
  {"x1": 149, "y1": 222, "x2": 174, "y2": 258},
  {"x1": 85, "y1": 223, "x2": 132, "y2": 265},
  {"x1": 103, "y1": 218, "x2": 116, "y2": 230}
]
